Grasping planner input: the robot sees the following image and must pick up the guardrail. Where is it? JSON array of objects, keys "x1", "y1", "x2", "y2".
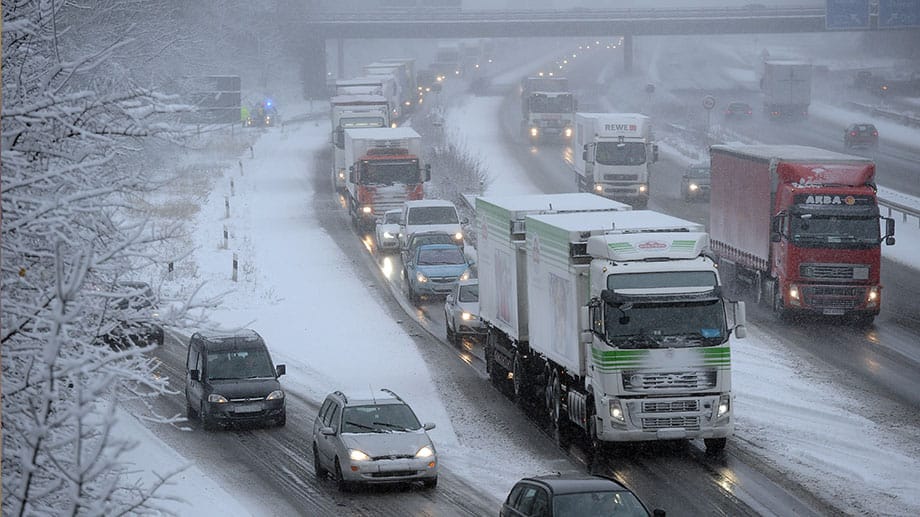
[
  {"x1": 844, "y1": 101, "x2": 920, "y2": 128},
  {"x1": 878, "y1": 193, "x2": 920, "y2": 229}
]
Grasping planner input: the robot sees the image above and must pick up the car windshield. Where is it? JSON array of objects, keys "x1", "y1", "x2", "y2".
[
  {"x1": 789, "y1": 214, "x2": 880, "y2": 247},
  {"x1": 417, "y1": 247, "x2": 465, "y2": 266},
  {"x1": 408, "y1": 206, "x2": 459, "y2": 225},
  {"x1": 595, "y1": 142, "x2": 647, "y2": 166},
  {"x1": 383, "y1": 211, "x2": 401, "y2": 224},
  {"x1": 207, "y1": 348, "x2": 275, "y2": 380},
  {"x1": 552, "y1": 490, "x2": 649, "y2": 516},
  {"x1": 342, "y1": 403, "x2": 421, "y2": 433},
  {"x1": 458, "y1": 284, "x2": 479, "y2": 302},
  {"x1": 686, "y1": 166, "x2": 710, "y2": 178}
]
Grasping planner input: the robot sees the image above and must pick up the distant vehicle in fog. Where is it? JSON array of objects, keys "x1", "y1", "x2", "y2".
[
  {"x1": 724, "y1": 101, "x2": 753, "y2": 120},
  {"x1": 844, "y1": 123, "x2": 879, "y2": 150}
]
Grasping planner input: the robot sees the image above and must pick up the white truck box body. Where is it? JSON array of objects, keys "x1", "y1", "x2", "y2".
[
  {"x1": 524, "y1": 210, "x2": 703, "y2": 375},
  {"x1": 476, "y1": 194, "x2": 629, "y2": 343},
  {"x1": 762, "y1": 61, "x2": 813, "y2": 108},
  {"x1": 331, "y1": 95, "x2": 390, "y2": 189}
]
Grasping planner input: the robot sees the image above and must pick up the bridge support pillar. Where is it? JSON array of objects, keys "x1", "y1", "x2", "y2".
[
  {"x1": 623, "y1": 33, "x2": 633, "y2": 73},
  {"x1": 337, "y1": 39, "x2": 345, "y2": 79},
  {"x1": 301, "y1": 36, "x2": 328, "y2": 100}
]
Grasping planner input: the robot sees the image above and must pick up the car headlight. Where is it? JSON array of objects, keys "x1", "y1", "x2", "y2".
[
  {"x1": 530, "y1": 127, "x2": 539, "y2": 137},
  {"x1": 337, "y1": 171, "x2": 345, "y2": 180},
  {"x1": 266, "y1": 390, "x2": 284, "y2": 400},
  {"x1": 689, "y1": 183, "x2": 699, "y2": 191},
  {"x1": 453, "y1": 232, "x2": 463, "y2": 241},
  {"x1": 208, "y1": 394, "x2": 228, "y2": 404},
  {"x1": 461, "y1": 312, "x2": 473, "y2": 321},
  {"x1": 415, "y1": 445, "x2": 435, "y2": 458},
  {"x1": 416, "y1": 271, "x2": 428, "y2": 283},
  {"x1": 609, "y1": 399, "x2": 625, "y2": 422},
  {"x1": 638, "y1": 184, "x2": 648, "y2": 193},
  {"x1": 383, "y1": 231, "x2": 395, "y2": 239},
  {"x1": 459, "y1": 269, "x2": 471, "y2": 281},
  {"x1": 349, "y1": 449, "x2": 371, "y2": 461},
  {"x1": 594, "y1": 184, "x2": 604, "y2": 193},
  {"x1": 362, "y1": 206, "x2": 373, "y2": 214},
  {"x1": 564, "y1": 127, "x2": 573, "y2": 138},
  {"x1": 717, "y1": 394, "x2": 730, "y2": 418}
]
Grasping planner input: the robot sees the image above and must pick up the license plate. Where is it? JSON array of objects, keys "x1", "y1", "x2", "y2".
[
  {"x1": 823, "y1": 309, "x2": 845, "y2": 316},
  {"x1": 234, "y1": 403, "x2": 261, "y2": 413}
]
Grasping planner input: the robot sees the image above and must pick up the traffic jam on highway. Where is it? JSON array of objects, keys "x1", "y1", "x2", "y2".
[{"x1": 153, "y1": 32, "x2": 920, "y2": 516}]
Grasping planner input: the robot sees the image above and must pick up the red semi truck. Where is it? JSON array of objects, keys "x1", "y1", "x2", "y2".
[{"x1": 709, "y1": 144, "x2": 895, "y2": 324}]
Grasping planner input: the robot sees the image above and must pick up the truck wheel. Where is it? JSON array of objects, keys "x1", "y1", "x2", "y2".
[
  {"x1": 704, "y1": 438, "x2": 727, "y2": 455},
  {"x1": 852, "y1": 314, "x2": 875, "y2": 328},
  {"x1": 585, "y1": 409, "x2": 604, "y2": 468},
  {"x1": 548, "y1": 372, "x2": 568, "y2": 447},
  {"x1": 772, "y1": 284, "x2": 788, "y2": 321}
]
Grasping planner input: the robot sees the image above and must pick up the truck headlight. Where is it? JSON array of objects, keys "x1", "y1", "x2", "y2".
[
  {"x1": 530, "y1": 127, "x2": 539, "y2": 137},
  {"x1": 337, "y1": 170, "x2": 345, "y2": 180},
  {"x1": 460, "y1": 269, "x2": 471, "y2": 281},
  {"x1": 689, "y1": 183, "x2": 699, "y2": 191},
  {"x1": 266, "y1": 390, "x2": 284, "y2": 400},
  {"x1": 638, "y1": 184, "x2": 648, "y2": 193},
  {"x1": 717, "y1": 394, "x2": 730, "y2": 418},
  {"x1": 208, "y1": 394, "x2": 228, "y2": 404},
  {"x1": 416, "y1": 271, "x2": 428, "y2": 283},
  {"x1": 564, "y1": 127, "x2": 573, "y2": 138},
  {"x1": 362, "y1": 206, "x2": 373, "y2": 214},
  {"x1": 866, "y1": 286, "x2": 879, "y2": 307},
  {"x1": 609, "y1": 399, "x2": 625, "y2": 422},
  {"x1": 461, "y1": 312, "x2": 473, "y2": 321},
  {"x1": 594, "y1": 184, "x2": 604, "y2": 193}
]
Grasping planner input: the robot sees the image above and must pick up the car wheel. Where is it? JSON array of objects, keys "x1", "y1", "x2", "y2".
[
  {"x1": 186, "y1": 400, "x2": 198, "y2": 420},
  {"x1": 275, "y1": 410, "x2": 286, "y2": 427},
  {"x1": 445, "y1": 321, "x2": 455, "y2": 345},
  {"x1": 200, "y1": 402, "x2": 216, "y2": 431},
  {"x1": 422, "y1": 476, "x2": 438, "y2": 490},
  {"x1": 704, "y1": 437, "x2": 727, "y2": 455},
  {"x1": 313, "y1": 444, "x2": 328, "y2": 480},
  {"x1": 407, "y1": 284, "x2": 420, "y2": 305},
  {"x1": 334, "y1": 458, "x2": 352, "y2": 492}
]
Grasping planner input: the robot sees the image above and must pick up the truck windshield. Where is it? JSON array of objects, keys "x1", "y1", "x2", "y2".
[
  {"x1": 408, "y1": 206, "x2": 459, "y2": 225},
  {"x1": 789, "y1": 214, "x2": 880, "y2": 247},
  {"x1": 528, "y1": 94, "x2": 573, "y2": 113},
  {"x1": 605, "y1": 300, "x2": 727, "y2": 349},
  {"x1": 595, "y1": 141, "x2": 647, "y2": 166},
  {"x1": 361, "y1": 160, "x2": 419, "y2": 186}
]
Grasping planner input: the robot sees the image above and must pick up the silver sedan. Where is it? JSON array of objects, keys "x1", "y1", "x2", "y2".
[{"x1": 444, "y1": 279, "x2": 485, "y2": 345}]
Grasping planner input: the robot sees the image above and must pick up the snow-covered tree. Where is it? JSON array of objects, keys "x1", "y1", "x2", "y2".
[{"x1": 1, "y1": 2, "x2": 213, "y2": 514}]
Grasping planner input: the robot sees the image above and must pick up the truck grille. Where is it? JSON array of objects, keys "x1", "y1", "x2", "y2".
[
  {"x1": 623, "y1": 370, "x2": 717, "y2": 391},
  {"x1": 802, "y1": 285, "x2": 865, "y2": 309},
  {"x1": 642, "y1": 416, "x2": 700, "y2": 431},
  {"x1": 799, "y1": 263, "x2": 870, "y2": 282},
  {"x1": 642, "y1": 400, "x2": 699, "y2": 413},
  {"x1": 603, "y1": 174, "x2": 639, "y2": 181}
]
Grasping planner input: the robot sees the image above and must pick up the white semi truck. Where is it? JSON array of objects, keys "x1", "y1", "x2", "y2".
[
  {"x1": 344, "y1": 127, "x2": 430, "y2": 230},
  {"x1": 761, "y1": 60, "x2": 813, "y2": 120},
  {"x1": 330, "y1": 94, "x2": 390, "y2": 192},
  {"x1": 572, "y1": 112, "x2": 658, "y2": 209},
  {"x1": 476, "y1": 195, "x2": 746, "y2": 455},
  {"x1": 335, "y1": 76, "x2": 399, "y2": 122},
  {"x1": 378, "y1": 58, "x2": 419, "y2": 113}
]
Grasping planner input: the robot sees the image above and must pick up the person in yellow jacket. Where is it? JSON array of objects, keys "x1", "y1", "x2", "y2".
[{"x1": 240, "y1": 105, "x2": 250, "y2": 126}]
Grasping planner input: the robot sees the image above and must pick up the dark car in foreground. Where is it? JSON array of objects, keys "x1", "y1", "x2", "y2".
[
  {"x1": 844, "y1": 123, "x2": 878, "y2": 150},
  {"x1": 680, "y1": 163, "x2": 711, "y2": 202},
  {"x1": 185, "y1": 329, "x2": 286, "y2": 430},
  {"x1": 501, "y1": 474, "x2": 664, "y2": 517}
]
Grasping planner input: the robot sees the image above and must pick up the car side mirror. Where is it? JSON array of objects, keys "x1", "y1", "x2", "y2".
[
  {"x1": 320, "y1": 426, "x2": 335, "y2": 436},
  {"x1": 189, "y1": 369, "x2": 200, "y2": 382},
  {"x1": 276, "y1": 364, "x2": 286, "y2": 377},
  {"x1": 423, "y1": 422, "x2": 436, "y2": 431},
  {"x1": 461, "y1": 216, "x2": 469, "y2": 225}
]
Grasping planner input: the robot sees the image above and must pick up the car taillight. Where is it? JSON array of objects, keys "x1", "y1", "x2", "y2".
[
  {"x1": 850, "y1": 131, "x2": 857, "y2": 136},
  {"x1": 873, "y1": 131, "x2": 878, "y2": 136}
]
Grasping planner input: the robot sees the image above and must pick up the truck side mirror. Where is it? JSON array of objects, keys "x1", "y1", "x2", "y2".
[
  {"x1": 652, "y1": 144, "x2": 659, "y2": 163},
  {"x1": 884, "y1": 217, "x2": 895, "y2": 245},
  {"x1": 349, "y1": 165, "x2": 356, "y2": 183},
  {"x1": 578, "y1": 306, "x2": 592, "y2": 344},
  {"x1": 732, "y1": 301, "x2": 747, "y2": 339},
  {"x1": 425, "y1": 163, "x2": 432, "y2": 181},
  {"x1": 582, "y1": 150, "x2": 588, "y2": 161}
]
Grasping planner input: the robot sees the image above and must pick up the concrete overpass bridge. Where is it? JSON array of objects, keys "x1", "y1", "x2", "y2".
[{"x1": 298, "y1": 5, "x2": 911, "y2": 96}]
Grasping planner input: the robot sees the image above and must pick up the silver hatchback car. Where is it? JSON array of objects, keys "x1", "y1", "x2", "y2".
[
  {"x1": 312, "y1": 389, "x2": 439, "y2": 491},
  {"x1": 444, "y1": 279, "x2": 485, "y2": 345}
]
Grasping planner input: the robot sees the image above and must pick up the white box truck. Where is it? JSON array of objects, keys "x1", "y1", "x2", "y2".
[
  {"x1": 335, "y1": 76, "x2": 399, "y2": 123},
  {"x1": 344, "y1": 127, "x2": 430, "y2": 230},
  {"x1": 477, "y1": 198, "x2": 747, "y2": 455},
  {"x1": 761, "y1": 60, "x2": 813, "y2": 120},
  {"x1": 330, "y1": 94, "x2": 390, "y2": 192},
  {"x1": 573, "y1": 113, "x2": 658, "y2": 209}
]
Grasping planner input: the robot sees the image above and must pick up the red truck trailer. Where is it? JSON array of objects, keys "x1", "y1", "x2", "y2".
[{"x1": 709, "y1": 144, "x2": 895, "y2": 324}]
